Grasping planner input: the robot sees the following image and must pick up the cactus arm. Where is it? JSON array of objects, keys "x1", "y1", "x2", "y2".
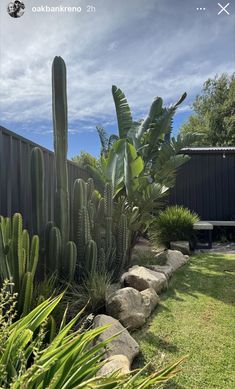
[
  {"x1": 20, "y1": 272, "x2": 33, "y2": 316},
  {"x1": 29, "y1": 235, "x2": 39, "y2": 279},
  {"x1": 22, "y1": 230, "x2": 30, "y2": 270}
]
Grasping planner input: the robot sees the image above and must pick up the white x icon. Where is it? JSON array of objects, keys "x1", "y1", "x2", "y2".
[{"x1": 218, "y1": 2, "x2": 230, "y2": 15}]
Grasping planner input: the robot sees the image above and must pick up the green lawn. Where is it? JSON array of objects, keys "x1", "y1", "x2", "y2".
[{"x1": 133, "y1": 253, "x2": 235, "y2": 388}]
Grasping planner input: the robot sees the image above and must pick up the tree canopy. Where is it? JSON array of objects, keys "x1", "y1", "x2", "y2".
[{"x1": 180, "y1": 73, "x2": 235, "y2": 146}]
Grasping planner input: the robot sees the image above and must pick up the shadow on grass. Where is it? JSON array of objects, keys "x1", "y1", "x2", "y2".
[
  {"x1": 162, "y1": 253, "x2": 235, "y2": 306},
  {"x1": 163, "y1": 381, "x2": 185, "y2": 389},
  {"x1": 142, "y1": 331, "x2": 179, "y2": 353}
]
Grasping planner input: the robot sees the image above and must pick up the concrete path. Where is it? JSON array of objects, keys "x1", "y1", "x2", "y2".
[{"x1": 196, "y1": 242, "x2": 235, "y2": 255}]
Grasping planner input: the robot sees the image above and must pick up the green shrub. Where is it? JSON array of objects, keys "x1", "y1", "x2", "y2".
[
  {"x1": 0, "y1": 280, "x2": 185, "y2": 388},
  {"x1": 67, "y1": 270, "x2": 111, "y2": 314},
  {"x1": 149, "y1": 205, "x2": 199, "y2": 248}
]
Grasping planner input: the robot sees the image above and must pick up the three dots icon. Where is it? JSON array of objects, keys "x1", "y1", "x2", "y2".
[{"x1": 196, "y1": 7, "x2": 206, "y2": 11}]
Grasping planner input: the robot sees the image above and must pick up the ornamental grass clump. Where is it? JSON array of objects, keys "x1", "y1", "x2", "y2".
[
  {"x1": 150, "y1": 205, "x2": 199, "y2": 248},
  {"x1": 0, "y1": 280, "x2": 186, "y2": 388}
]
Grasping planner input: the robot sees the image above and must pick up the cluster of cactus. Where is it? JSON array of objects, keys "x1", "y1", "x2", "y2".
[
  {"x1": 44, "y1": 221, "x2": 77, "y2": 282},
  {"x1": 30, "y1": 56, "x2": 130, "y2": 282},
  {"x1": 72, "y1": 178, "x2": 129, "y2": 280},
  {"x1": 0, "y1": 213, "x2": 39, "y2": 315}
]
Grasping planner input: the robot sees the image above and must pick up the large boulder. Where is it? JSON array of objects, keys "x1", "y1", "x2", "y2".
[
  {"x1": 140, "y1": 288, "x2": 160, "y2": 317},
  {"x1": 93, "y1": 314, "x2": 139, "y2": 362},
  {"x1": 170, "y1": 241, "x2": 191, "y2": 255},
  {"x1": 98, "y1": 355, "x2": 130, "y2": 376},
  {"x1": 106, "y1": 287, "x2": 159, "y2": 330},
  {"x1": 145, "y1": 265, "x2": 174, "y2": 280},
  {"x1": 106, "y1": 282, "x2": 121, "y2": 299},
  {"x1": 121, "y1": 265, "x2": 167, "y2": 293},
  {"x1": 165, "y1": 250, "x2": 189, "y2": 271},
  {"x1": 154, "y1": 250, "x2": 189, "y2": 271}
]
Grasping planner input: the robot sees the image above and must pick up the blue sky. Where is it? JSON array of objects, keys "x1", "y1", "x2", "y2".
[{"x1": 0, "y1": 0, "x2": 234, "y2": 158}]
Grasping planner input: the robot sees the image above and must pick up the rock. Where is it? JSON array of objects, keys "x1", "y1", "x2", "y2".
[
  {"x1": 106, "y1": 287, "x2": 160, "y2": 330},
  {"x1": 165, "y1": 250, "x2": 189, "y2": 272},
  {"x1": 170, "y1": 241, "x2": 191, "y2": 255},
  {"x1": 154, "y1": 251, "x2": 168, "y2": 265},
  {"x1": 106, "y1": 288, "x2": 146, "y2": 329},
  {"x1": 153, "y1": 250, "x2": 189, "y2": 272},
  {"x1": 140, "y1": 288, "x2": 160, "y2": 316},
  {"x1": 98, "y1": 355, "x2": 130, "y2": 376},
  {"x1": 106, "y1": 283, "x2": 121, "y2": 299},
  {"x1": 121, "y1": 265, "x2": 167, "y2": 293},
  {"x1": 145, "y1": 265, "x2": 174, "y2": 280},
  {"x1": 131, "y1": 238, "x2": 154, "y2": 261},
  {"x1": 93, "y1": 314, "x2": 139, "y2": 362}
]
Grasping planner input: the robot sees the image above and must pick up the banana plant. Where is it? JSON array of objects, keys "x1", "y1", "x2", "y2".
[{"x1": 94, "y1": 86, "x2": 200, "y2": 188}]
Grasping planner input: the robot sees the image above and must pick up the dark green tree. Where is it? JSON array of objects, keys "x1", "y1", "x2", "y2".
[
  {"x1": 180, "y1": 73, "x2": 235, "y2": 146},
  {"x1": 72, "y1": 151, "x2": 98, "y2": 168}
]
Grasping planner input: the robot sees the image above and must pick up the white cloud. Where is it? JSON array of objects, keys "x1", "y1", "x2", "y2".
[{"x1": 0, "y1": 0, "x2": 234, "y2": 139}]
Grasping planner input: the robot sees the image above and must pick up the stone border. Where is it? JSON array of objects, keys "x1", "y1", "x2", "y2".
[{"x1": 93, "y1": 249, "x2": 190, "y2": 376}]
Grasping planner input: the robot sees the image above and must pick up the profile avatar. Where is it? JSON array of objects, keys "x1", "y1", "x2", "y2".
[{"x1": 7, "y1": 0, "x2": 25, "y2": 18}]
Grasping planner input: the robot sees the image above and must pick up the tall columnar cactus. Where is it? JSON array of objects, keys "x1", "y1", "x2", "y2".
[
  {"x1": 28, "y1": 235, "x2": 40, "y2": 278},
  {"x1": 84, "y1": 239, "x2": 98, "y2": 276},
  {"x1": 11, "y1": 213, "x2": 24, "y2": 290},
  {"x1": 47, "y1": 226, "x2": 61, "y2": 276},
  {"x1": 73, "y1": 178, "x2": 87, "y2": 241},
  {"x1": 30, "y1": 147, "x2": 45, "y2": 236},
  {"x1": 104, "y1": 183, "x2": 113, "y2": 259},
  {"x1": 0, "y1": 213, "x2": 39, "y2": 316},
  {"x1": 76, "y1": 206, "x2": 91, "y2": 266},
  {"x1": 52, "y1": 56, "x2": 70, "y2": 247},
  {"x1": 116, "y1": 213, "x2": 128, "y2": 277},
  {"x1": 19, "y1": 272, "x2": 33, "y2": 316},
  {"x1": 87, "y1": 178, "x2": 95, "y2": 201},
  {"x1": 64, "y1": 241, "x2": 77, "y2": 282},
  {"x1": 104, "y1": 183, "x2": 113, "y2": 217},
  {"x1": 0, "y1": 218, "x2": 11, "y2": 281}
]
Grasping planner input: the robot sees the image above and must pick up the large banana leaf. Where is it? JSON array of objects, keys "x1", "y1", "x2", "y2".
[
  {"x1": 124, "y1": 143, "x2": 144, "y2": 198},
  {"x1": 136, "y1": 97, "x2": 163, "y2": 140},
  {"x1": 112, "y1": 85, "x2": 133, "y2": 138}
]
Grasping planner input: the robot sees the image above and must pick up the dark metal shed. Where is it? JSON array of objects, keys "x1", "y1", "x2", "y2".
[{"x1": 169, "y1": 147, "x2": 235, "y2": 221}]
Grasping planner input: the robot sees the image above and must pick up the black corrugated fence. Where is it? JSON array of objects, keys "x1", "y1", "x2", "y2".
[
  {"x1": 169, "y1": 149, "x2": 235, "y2": 220},
  {"x1": 0, "y1": 126, "x2": 89, "y2": 232},
  {"x1": 1, "y1": 127, "x2": 235, "y2": 229}
]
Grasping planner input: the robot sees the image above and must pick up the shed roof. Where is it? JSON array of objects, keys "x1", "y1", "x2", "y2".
[{"x1": 181, "y1": 147, "x2": 235, "y2": 154}]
